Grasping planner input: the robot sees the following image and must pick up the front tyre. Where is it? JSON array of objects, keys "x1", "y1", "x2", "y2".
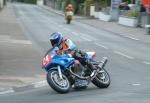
[
  {"x1": 47, "y1": 70, "x2": 71, "y2": 93},
  {"x1": 92, "y1": 68, "x2": 110, "y2": 88}
]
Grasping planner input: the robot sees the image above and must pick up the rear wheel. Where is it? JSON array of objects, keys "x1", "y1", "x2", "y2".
[
  {"x1": 47, "y1": 70, "x2": 71, "y2": 93},
  {"x1": 92, "y1": 68, "x2": 110, "y2": 88},
  {"x1": 67, "y1": 19, "x2": 71, "y2": 24},
  {"x1": 66, "y1": 16, "x2": 72, "y2": 24}
]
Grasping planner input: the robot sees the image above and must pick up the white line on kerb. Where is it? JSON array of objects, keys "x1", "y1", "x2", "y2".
[
  {"x1": 122, "y1": 35, "x2": 140, "y2": 41},
  {"x1": 114, "y1": 51, "x2": 134, "y2": 59},
  {"x1": 143, "y1": 61, "x2": 150, "y2": 65},
  {"x1": 0, "y1": 88, "x2": 15, "y2": 95},
  {"x1": 127, "y1": 36, "x2": 139, "y2": 41},
  {"x1": 95, "y1": 42, "x2": 109, "y2": 49}
]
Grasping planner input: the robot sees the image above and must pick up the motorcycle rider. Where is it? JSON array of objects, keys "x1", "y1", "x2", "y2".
[
  {"x1": 65, "y1": 4, "x2": 74, "y2": 24},
  {"x1": 65, "y1": 4, "x2": 73, "y2": 11},
  {"x1": 49, "y1": 32, "x2": 89, "y2": 65},
  {"x1": 49, "y1": 32, "x2": 91, "y2": 87}
]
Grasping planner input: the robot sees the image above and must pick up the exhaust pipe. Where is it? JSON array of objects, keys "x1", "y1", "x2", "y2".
[
  {"x1": 99, "y1": 57, "x2": 108, "y2": 69},
  {"x1": 69, "y1": 67, "x2": 90, "y2": 80}
]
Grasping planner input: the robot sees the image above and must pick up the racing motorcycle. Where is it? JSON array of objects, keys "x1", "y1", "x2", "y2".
[
  {"x1": 42, "y1": 47, "x2": 110, "y2": 93},
  {"x1": 65, "y1": 11, "x2": 73, "y2": 24}
]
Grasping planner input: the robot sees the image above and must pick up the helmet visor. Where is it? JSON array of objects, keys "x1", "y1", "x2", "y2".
[{"x1": 50, "y1": 39, "x2": 57, "y2": 47}]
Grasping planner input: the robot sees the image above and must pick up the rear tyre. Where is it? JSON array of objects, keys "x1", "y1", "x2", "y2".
[
  {"x1": 92, "y1": 68, "x2": 110, "y2": 88},
  {"x1": 67, "y1": 19, "x2": 71, "y2": 24},
  {"x1": 66, "y1": 16, "x2": 72, "y2": 24},
  {"x1": 47, "y1": 70, "x2": 71, "y2": 93}
]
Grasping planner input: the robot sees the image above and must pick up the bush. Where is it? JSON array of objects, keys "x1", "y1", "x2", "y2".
[
  {"x1": 24, "y1": 0, "x2": 37, "y2": 4},
  {"x1": 123, "y1": 10, "x2": 140, "y2": 17}
]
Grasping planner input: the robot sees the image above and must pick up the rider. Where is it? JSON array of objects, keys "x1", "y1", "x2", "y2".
[
  {"x1": 50, "y1": 32, "x2": 86, "y2": 65},
  {"x1": 65, "y1": 4, "x2": 74, "y2": 19},
  {"x1": 49, "y1": 32, "x2": 90, "y2": 87},
  {"x1": 65, "y1": 4, "x2": 73, "y2": 13}
]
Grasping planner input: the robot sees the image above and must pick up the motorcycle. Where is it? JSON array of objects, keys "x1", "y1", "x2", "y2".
[
  {"x1": 42, "y1": 47, "x2": 110, "y2": 93},
  {"x1": 65, "y1": 11, "x2": 73, "y2": 24}
]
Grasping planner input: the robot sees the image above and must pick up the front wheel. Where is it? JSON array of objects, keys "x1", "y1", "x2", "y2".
[
  {"x1": 47, "y1": 70, "x2": 71, "y2": 93},
  {"x1": 92, "y1": 68, "x2": 110, "y2": 88}
]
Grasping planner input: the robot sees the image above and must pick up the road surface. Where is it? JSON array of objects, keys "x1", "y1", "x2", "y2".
[{"x1": 0, "y1": 3, "x2": 150, "y2": 103}]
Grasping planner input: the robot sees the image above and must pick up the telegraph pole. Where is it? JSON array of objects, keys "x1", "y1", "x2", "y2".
[{"x1": 110, "y1": 0, "x2": 122, "y2": 21}]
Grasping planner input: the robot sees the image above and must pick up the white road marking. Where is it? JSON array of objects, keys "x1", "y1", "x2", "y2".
[
  {"x1": 0, "y1": 88, "x2": 15, "y2": 95},
  {"x1": 81, "y1": 36, "x2": 92, "y2": 41},
  {"x1": 53, "y1": 22, "x2": 57, "y2": 25},
  {"x1": 58, "y1": 25, "x2": 63, "y2": 27},
  {"x1": 64, "y1": 28, "x2": 70, "y2": 31},
  {"x1": 114, "y1": 51, "x2": 134, "y2": 59},
  {"x1": 71, "y1": 32, "x2": 97, "y2": 41},
  {"x1": 32, "y1": 80, "x2": 48, "y2": 88},
  {"x1": 143, "y1": 61, "x2": 150, "y2": 65},
  {"x1": 0, "y1": 39, "x2": 32, "y2": 44},
  {"x1": 95, "y1": 42, "x2": 109, "y2": 49},
  {"x1": 80, "y1": 33, "x2": 97, "y2": 41},
  {"x1": 0, "y1": 35, "x2": 10, "y2": 39},
  {"x1": 71, "y1": 32, "x2": 79, "y2": 36},
  {"x1": 132, "y1": 83, "x2": 141, "y2": 86}
]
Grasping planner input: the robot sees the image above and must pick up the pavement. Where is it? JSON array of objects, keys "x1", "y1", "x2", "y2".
[
  {"x1": 77, "y1": 19, "x2": 150, "y2": 44},
  {"x1": 40, "y1": 5, "x2": 150, "y2": 44},
  {"x1": 0, "y1": 3, "x2": 45, "y2": 91}
]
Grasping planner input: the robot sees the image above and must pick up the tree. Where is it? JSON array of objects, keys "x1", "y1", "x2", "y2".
[{"x1": 122, "y1": 0, "x2": 131, "y2": 3}]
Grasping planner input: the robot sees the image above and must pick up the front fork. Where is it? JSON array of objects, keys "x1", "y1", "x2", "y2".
[{"x1": 57, "y1": 65, "x2": 63, "y2": 80}]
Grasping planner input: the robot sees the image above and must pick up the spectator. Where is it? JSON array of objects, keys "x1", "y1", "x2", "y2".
[
  {"x1": 123, "y1": 2, "x2": 130, "y2": 10},
  {"x1": 119, "y1": 2, "x2": 130, "y2": 10},
  {"x1": 137, "y1": 3, "x2": 146, "y2": 27},
  {"x1": 140, "y1": 4, "x2": 146, "y2": 12}
]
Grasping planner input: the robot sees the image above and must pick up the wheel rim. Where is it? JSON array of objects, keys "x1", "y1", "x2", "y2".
[
  {"x1": 51, "y1": 71, "x2": 69, "y2": 89},
  {"x1": 97, "y1": 69, "x2": 109, "y2": 84}
]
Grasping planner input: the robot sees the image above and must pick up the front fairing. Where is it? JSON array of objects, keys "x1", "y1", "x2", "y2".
[
  {"x1": 84, "y1": 51, "x2": 96, "y2": 62},
  {"x1": 45, "y1": 54, "x2": 74, "y2": 69},
  {"x1": 42, "y1": 47, "x2": 74, "y2": 71}
]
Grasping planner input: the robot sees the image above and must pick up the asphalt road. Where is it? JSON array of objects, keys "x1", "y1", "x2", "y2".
[{"x1": 0, "y1": 3, "x2": 150, "y2": 103}]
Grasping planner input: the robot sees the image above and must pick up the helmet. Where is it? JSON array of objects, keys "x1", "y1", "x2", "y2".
[
  {"x1": 66, "y1": 4, "x2": 73, "y2": 10},
  {"x1": 67, "y1": 4, "x2": 72, "y2": 8},
  {"x1": 50, "y1": 32, "x2": 63, "y2": 47}
]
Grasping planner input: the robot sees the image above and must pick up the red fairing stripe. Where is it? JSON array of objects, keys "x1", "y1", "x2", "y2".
[{"x1": 42, "y1": 53, "x2": 51, "y2": 66}]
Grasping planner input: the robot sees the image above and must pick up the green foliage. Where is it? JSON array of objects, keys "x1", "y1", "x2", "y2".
[
  {"x1": 122, "y1": 0, "x2": 131, "y2": 4},
  {"x1": 84, "y1": 0, "x2": 93, "y2": 6},
  {"x1": 62, "y1": 0, "x2": 86, "y2": 14},
  {"x1": 123, "y1": 10, "x2": 140, "y2": 17},
  {"x1": 21, "y1": 0, "x2": 37, "y2": 4},
  {"x1": 76, "y1": 0, "x2": 85, "y2": 3}
]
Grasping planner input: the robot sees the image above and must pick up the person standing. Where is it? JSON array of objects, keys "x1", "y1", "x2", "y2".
[{"x1": 137, "y1": 2, "x2": 146, "y2": 27}]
